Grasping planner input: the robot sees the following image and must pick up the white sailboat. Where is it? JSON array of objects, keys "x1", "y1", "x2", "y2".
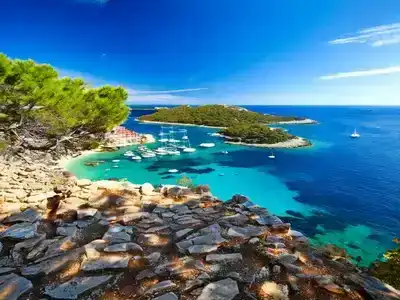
[
  {"x1": 268, "y1": 152, "x2": 276, "y2": 159},
  {"x1": 179, "y1": 129, "x2": 196, "y2": 153},
  {"x1": 350, "y1": 129, "x2": 360, "y2": 138}
]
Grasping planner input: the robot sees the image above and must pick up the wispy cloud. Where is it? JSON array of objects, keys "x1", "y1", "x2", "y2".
[
  {"x1": 329, "y1": 23, "x2": 400, "y2": 47},
  {"x1": 133, "y1": 88, "x2": 208, "y2": 94},
  {"x1": 320, "y1": 66, "x2": 400, "y2": 80}
]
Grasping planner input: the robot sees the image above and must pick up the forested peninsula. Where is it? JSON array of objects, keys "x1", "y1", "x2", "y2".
[
  {"x1": 139, "y1": 105, "x2": 313, "y2": 147},
  {"x1": 0, "y1": 54, "x2": 130, "y2": 160}
]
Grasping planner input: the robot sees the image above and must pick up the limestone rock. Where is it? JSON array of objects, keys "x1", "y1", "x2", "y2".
[
  {"x1": 188, "y1": 245, "x2": 218, "y2": 255},
  {"x1": 103, "y1": 242, "x2": 143, "y2": 253},
  {"x1": 21, "y1": 248, "x2": 84, "y2": 276},
  {"x1": 76, "y1": 179, "x2": 91, "y2": 187},
  {"x1": 140, "y1": 183, "x2": 154, "y2": 195},
  {"x1": 56, "y1": 226, "x2": 78, "y2": 237},
  {"x1": 81, "y1": 255, "x2": 130, "y2": 271},
  {"x1": 0, "y1": 267, "x2": 16, "y2": 275},
  {"x1": 4, "y1": 208, "x2": 40, "y2": 224},
  {"x1": 153, "y1": 292, "x2": 179, "y2": 300},
  {"x1": 44, "y1": 275, "x2": 114, "y2": 299},
  {"x1": 102, "y1": 231, "x2": 131, "y2": 244},
  {"x1": 227, "y1": 225, "x2": 267, "y2": 239},
  {"x1": 0, "y1": 223, "x2": 37, "y2": 240},
  {"x1": 197, "y1": 278, "x2": 239, "y2": 300},
  {"x1": 0, "y1": 273, "x2": 33, "y2": 300},
  {"x1": 77, "y1": 208, "x2": 98, "y2": 219},
  {"x1": 145, "y1": 280, "x2": 177, "y2": 295},
  {"x1": 206, "y1": 253, "x2": 243, "y2": 263},
  {"x1": 260, "y1": 281, "x2": 289, "y2": 300}
]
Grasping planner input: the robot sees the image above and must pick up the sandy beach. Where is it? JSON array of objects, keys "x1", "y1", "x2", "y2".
[{"x1": 225, "y1": 137, "x2": 312, "y2": 148}]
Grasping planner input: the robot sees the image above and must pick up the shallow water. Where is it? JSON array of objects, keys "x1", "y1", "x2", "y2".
[{"x1": 67, "y1": 106, "x2": 400, "y2": 266}]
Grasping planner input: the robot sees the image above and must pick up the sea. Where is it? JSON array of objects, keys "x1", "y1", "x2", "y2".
[{"x1": 67, "y1": 105, "x2": 400, "y2": 266}]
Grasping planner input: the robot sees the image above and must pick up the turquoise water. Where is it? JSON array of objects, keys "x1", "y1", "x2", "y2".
[{"x1": 67, "y1": 106, "x2": 400, "y2": 266}]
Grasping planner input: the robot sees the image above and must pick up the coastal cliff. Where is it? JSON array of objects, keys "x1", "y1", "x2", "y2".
[{"x1": 0, "y1": 159, "x2": 399, "y2": 300}]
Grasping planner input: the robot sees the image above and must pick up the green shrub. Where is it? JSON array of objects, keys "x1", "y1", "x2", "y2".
[
  {"x1": 177, "y1": 175, "x2": 194, "y2": 188},
  {"x1": 371, "y1": 238, "x2": 400, "y2": 289}
]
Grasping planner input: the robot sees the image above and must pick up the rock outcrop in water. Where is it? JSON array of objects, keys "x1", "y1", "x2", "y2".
[{"x1": 0, "y1": 161, "x2": 399, "y2": 299}]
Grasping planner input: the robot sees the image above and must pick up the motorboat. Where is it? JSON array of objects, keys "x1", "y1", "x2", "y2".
[
  {"x1": 221, "y1": 151, "x2": 228, "y2": 154},
  {"x1": 168, "y1": 169, "x2": 179, "y2": 173},
  {"x1": 200, "y1": 143, "x2": 215, "y2": 148},
  {"x1": 112, "y1": 159, "x2": 120, "y2": 163},
  {"x1": 159, "y1": 138, "x2": 169, "y2": 143},
  {"x1": 132, "y1": 156, "x2": 142, "y2": 160},
  {"x1": 182, "y1": 135, "x2": 189, "y2": 140},
  {"x1": 350, "y1": 129, "x2": 360, "y2": 138},
  {"x1": 124, "y1": 151, "x2": 134, "y2": 157},
  {"x1": 183, "y1": 147, "x2": 196, "y2": 153},
  {"x1": 142, "y1": 152, "x2": 156, "y2": 158},
  {"x1": 167, "y1": 149, "x2": 181, "y2": 155}
]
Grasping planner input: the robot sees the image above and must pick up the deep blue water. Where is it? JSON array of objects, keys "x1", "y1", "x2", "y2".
[{"x1": 68, "y1": 106, "x2": 400, "y2": 265}]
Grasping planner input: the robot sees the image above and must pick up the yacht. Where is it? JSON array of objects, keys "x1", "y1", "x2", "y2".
[
  {"x1": 112, "y1": 159, "x2": 120, "y2": 163},
  {"x1": 183, "y1": 147, "x2": 196, "y2": 153},
  {"x1": 142, "y1": 152, "x2": 156, "y2": 158},
  {"x1": 350, "y1": 129, "x2": 360, "y2": 138},
  {"x1": 179, "y1": 129, "x2": 196, "y2": 153},
  {"x1": 268, "y1": 152, "x2": 276, "y2": 159},
  {"x1": 131, "y1": 156, "x2": 142, "y2": 160},
  {"x1": 200, "y1": 143, "x2": 215, "y2": 148},
  {"x1": 168, "y1": 169, "x2": 179, "y2": 173}
]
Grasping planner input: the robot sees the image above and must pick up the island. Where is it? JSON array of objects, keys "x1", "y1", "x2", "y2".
[
  {"x1": 138, "y1": 104, "x2": 315, "y2": 128},
  {"x1": 219, "y1": 123, "x2": 312, "y2": 148},
  {"x1": 139, "y1": 104, "x2": 313, "y2": 148}
]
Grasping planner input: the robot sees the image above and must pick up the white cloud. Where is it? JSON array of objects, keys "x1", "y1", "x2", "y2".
[
  {"x1": 329, "y1": 23, "x2": 400, "y2": 47},
  {"x1": 320, "y1": 66, "x2": 400, "y2": 80}
]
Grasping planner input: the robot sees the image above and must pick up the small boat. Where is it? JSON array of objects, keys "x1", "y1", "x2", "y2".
[
  {"x1": 210, "y1": 133, "x2": 221, "y2": 137},
  {"x1": 124, "y1": 151, "x2": 134, "y2": 157},
  {"x1": 167, "y1": 150, "x2": 181, "y2": 155},
  {"x1": 183, "y1": 147, "x2": 196, "y2": 153},
  {"x1": 159, "y1": 138, "x2": 169, "y2": 143},
  {"x1": 268, "y1": 152, "x2": 276, "y2": 159},
  {"x1": 221, "y1": 151, "x2": 228, "y2": 154},
  {"x1": 112, "y1": 159, "x2": 120, "y2": 163},
  {"x1": 350, "y1": 129, "x2": 360, "y2": 138},
  {"x1": 168, "y1": 169, "x2": 179, "y2": 173},
  {"x1": 132, "y1": 156, "x2": 142, "y2": 160},
  {"x1": 200, "y1": 143, "x2": 215, "y2": 148},
  {"x1": 112, "y1": 165, "x2": 119, "y2": 168},
  {"x1": 142, "y1": 152, "x2": 156, "y2": 158},
  {"x1": 182, "y1": 135, "x2": 189, "y2": 140}
]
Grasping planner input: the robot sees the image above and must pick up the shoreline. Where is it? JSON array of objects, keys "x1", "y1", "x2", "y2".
[
  {"x1": 224, "y1": 137, "x2": 312, "y2": 149},
  {"x1": 270, "y1": 118, "x2": 318, "y2": 125}
]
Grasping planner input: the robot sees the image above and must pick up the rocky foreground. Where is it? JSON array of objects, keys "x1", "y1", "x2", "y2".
[{"x1": 0, "y1": 162, "x2": 400, "y2": 300}]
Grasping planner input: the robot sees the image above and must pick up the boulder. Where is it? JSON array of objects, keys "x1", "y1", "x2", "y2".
[
  {"x1": 140, "y1": 183, "x2": 154, "y2": 195},
  {"x1": 260, "y1": 281, "x2": 289, "y2": 300},
  {"x1": 0, "y1": 273, "x2": 33, "y2": 300},
  {"x1": 44, "y1": 275, "x2": 114, "y2": 299},
  {"x1": 76, "y1": 179, "x2": 91, "y2": 187},
  {"x1": 206, "y1": 253, "x2": 243, "y2": 263},
  {"x1": 81, "y1": 255, "x2": 130, "y2": 271},
  {"x1": 197, "y1": 278, "x2": 239, "y2": 300},
  {"x1": 77, "y1": 208, "x2": 98, "y2": 219},
  {"x1": 0, "y1": 223, "x2": 37, "y2": 240}
]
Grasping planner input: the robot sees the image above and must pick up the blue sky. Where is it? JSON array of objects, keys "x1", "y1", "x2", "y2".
[{"x1": 1, "y1": 0, "x2": 400, "y2": 105}]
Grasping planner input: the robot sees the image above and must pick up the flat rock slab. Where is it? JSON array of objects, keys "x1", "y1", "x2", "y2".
[
  {"x1": 121, "y1": 212, "x2": 150, "y2": 224},
  {"x1": 206, "y1": 253, "x2": 243, "y2": 263},
  {"x1": 188, "y1": 245, "x2": 218, "y2": 255},
  {"x1": 0, "y1": 273, "x2": 33, "y2": 300},
  {"x1": 197, "y1": 278, "x2": 239, "y2": 300},
  {"x1": 0, "y1": 223, "x2": 37, "y2": 240},
  {"x1": 81, "y1": 255, "x2": 130, "y2": 271},
  {"x1": 104, "y1": 242, "x2": 143, "y2": 253},
  {"x1": 102, "y1": 231, "x2": 131, "y2": 244},
  {"x1": 154, "y1": 292, "x2": 179, "y2": 300},
  {"x1": 227, "y1": 225, "x2": 267, "y2": 239},
  {"x1": 77, "y1": 208, "x2": 98, "y2": 219},
  {"x1": 190, "y1": 232, "x2": 226, "y2": 246},
  {"x1": 45, "y1": 275, "x2": 113, "y2": 299},
  {"x1": 56, "y1": 226, "x2": 78, "y2": 237},
  {"x1": 0, "y1": 267, "x2": 16, "y2": 275},
  {"x1": 4, "y1": 209, "x2": 40, "y2": 223},
  {"x1": 145, "y1": 280, "x2": 177, "y2": 295},
  {"x1": 21, "y1": 248, "x2": 84, "y2": 277}
]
